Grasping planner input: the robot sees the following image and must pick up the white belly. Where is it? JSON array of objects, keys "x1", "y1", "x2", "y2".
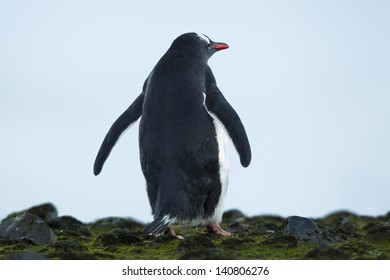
[{"x1": 208, "y1": 112, "x2": 229, "y2": 223}]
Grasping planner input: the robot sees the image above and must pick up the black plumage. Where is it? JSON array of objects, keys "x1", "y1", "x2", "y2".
[{"x1": 94, "y1": 33, "x2": 251, "y2": 237}]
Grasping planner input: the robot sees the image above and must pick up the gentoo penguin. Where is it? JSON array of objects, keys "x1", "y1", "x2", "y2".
[{"x1": 94, "y1": 33, "x2": 251, "y2": 238}]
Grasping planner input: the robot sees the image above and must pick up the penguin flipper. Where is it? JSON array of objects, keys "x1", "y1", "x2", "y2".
[
  {"x1": 205, "y1": 68, "x2": 252, "y2": 167},
  {"x1": 93, "y1": 92, "x2": 144, "y2": 175}
]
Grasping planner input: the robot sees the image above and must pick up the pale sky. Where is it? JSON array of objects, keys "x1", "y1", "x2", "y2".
[{"x1": 1, "y1": 0, "x2": 389, "y2": 223}]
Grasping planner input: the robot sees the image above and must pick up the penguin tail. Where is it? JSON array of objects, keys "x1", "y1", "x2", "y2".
[{"x1": 144, "y1": 214, "x2": 172, "y2": 235}]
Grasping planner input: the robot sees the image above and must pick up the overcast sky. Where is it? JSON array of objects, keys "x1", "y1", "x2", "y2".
[{"x1": 1, "y1": 0, "x2": 389, "y2": 223}]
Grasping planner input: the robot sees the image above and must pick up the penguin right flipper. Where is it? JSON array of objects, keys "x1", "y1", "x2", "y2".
[
  {"x1": 93, "y1": 92, "x2": 144, "y2": 175},
  {"x1": 205, "y1": 67, "x2": 252, "y2": 167}
]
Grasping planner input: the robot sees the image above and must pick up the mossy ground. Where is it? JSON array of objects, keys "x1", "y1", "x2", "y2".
[{"x1": 1, "y1": 211, "x2": 389, "y2": 260}]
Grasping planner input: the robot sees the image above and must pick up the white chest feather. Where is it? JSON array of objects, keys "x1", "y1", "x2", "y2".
[{"x1": 209, "y1": 112, "x2": 229, "y2": 223}]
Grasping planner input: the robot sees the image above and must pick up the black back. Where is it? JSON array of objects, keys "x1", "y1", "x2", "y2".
[
  {"x1": 93, "y1": 33, "x2": 251, "y2": 234},
  {"x1": 140, "y1": 33, "x2": 221, "y2": 220}
]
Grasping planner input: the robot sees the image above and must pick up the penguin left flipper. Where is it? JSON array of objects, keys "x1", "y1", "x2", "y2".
[
  {"x1": 93, "y1": 92, "x2": 144, "y2": 175},
  {"x1": 205, "y1": 67, "x2": 252, "y2": 167}
]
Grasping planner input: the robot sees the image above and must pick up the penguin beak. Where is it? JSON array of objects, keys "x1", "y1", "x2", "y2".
[{"x1": 212, "y1": 42, "x2": 229, "y2": 51}]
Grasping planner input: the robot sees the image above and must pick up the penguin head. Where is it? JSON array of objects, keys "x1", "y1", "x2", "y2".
[{"x1": 170, "y1": 32, "x2": 229, "y2": 60}]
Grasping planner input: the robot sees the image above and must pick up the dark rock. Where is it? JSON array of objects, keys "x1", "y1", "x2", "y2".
[
  {"x1": 376, "y1": 254, "x2": 390, "y2": 260},
  {"x1": 176, "y1": 235, "x2": 216, "y2": 254},
  {"x1": 150, "y1": 234, "x2": 178, "y2": 246},
  {"x1": 56, "y1": 229, "x2": 88, "y2": 239},
  {"x1": 0, "y1": 237, "x2": 13, "y2": 247},
  {"x1": 320, "y1": 210, "x2": 358, "y2": 222},
  {"x1": 365, "y1": 226, "x2": 390, "y2": 243},
  {"x1": 377, "y1": 212, "x2": 390, "y2": 222},
  {"x1": 26, "y1": 203, "x2": 58, "y2": 222},
  {"x1": 90, "y1": 217, "x2": 144, "y2": 235},
  {"x1": 98, "y1": 228, "x2": 141, "y2": 246},
  {"x1": 363, "y1": 221, "x2": 390, "y2": 232},
  {"x1": 327, "y1": 216, "x2": 359, "y2": 237},
  {"x1": 363, "y1": 222, "x2": 379, "y2": 231},
  {"x1": 256, "y1": 222, "x2": 278, "y2": 233},
  {"x1": 48, "y1": 216, "x2": 91, "y2": 237},
  {"x1": 3, "y1": 203, "x2": 58, "y2": 223},
  {"x1": 222, "y1": 209, "x2": 246, "y2": 222},
  {"x1": 262, "y1": 235, "x2": 299, "y2": 248},
  {"x1": 221, "y1": 238, "x2": 245, "y2": 249},
  {"x1": 242, "y1": 216, "x2": 282, "y2": 235},
  {"x1": 0, "y1": 212, "x2": 57, "y2": 245},
  {"x1": 226, "y1": 221, "x2": 250, "y2": 233},
  {"x1": 305, "y1": 245, "x2": 347, "y2": 260},
  {"x1": 281, "y1": 216, "x2": 344, "y2": 245},
  {"x1": 1, "y1": 206, "x2": 390, "y2": 260},
  {"x1": 337, "y1": 220, "x2": 357, "y2": 235},
  {"x1": 319, "y1": 211, "x2": 376, "y2": 227},
  {"x1": 343, "y1": 222, "x2": 357, "y2": 234},
  {"x1": 54, "y1": 240, "x2": 85, "y2": 252},
  {"x1": 47, "y1": 251, "x2": 99, "y2": 260},
  {"x1": 180, "y1": 249, "x2": 229, "y2": 260},
  {"x1": 3, "y1": 252, "x2": 47, "y2": 260},
  {"x1": 338, "y1": 242, "x2": 371, "y2": 258},
  {"x1": 246, "y1": 215, "x2": 285, "y2": 228}
]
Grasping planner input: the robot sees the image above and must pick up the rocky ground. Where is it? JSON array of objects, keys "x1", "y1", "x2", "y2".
[{"x1": 0, "y1": 203, "x2": 389, "y2": 260}]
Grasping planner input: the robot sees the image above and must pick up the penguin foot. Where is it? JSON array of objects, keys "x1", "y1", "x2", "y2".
[
  {"x1": 206, "y1": 222, "x2": 232, "y2": 236},
  {"x1": 156, "y1": 227, "x2": 184, "y2": 239},
  {"x1": 168, "y1": 227, "x2": 184, "y2": 239}
]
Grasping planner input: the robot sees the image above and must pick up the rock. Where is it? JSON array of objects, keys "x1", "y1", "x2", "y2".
[
  {"x1": 46, "y1": 251, "x2": 99, "y2": 260},
  {"x1": 333, "y1": 217, "x2": 357, "y2": 234},
  {"x1": 98, "y1": 228, "x2": 141, "y2": 246},
  {"x1": 1, "y1": 205, "x2": 390, "y2": 260},
  {"x1": 48, "y1": 216, "x2": 91, "y2": 237},
  {"x1": 226, "y1": 221, "x2": 250, "y2": 233},
  {"x1": 319, "y1": 210, "x2": 358, "y2": 223},
  {"x1": 150, "y1": 234, "x2": 178, "y2": 247},
  {"x1": 56, "y1": 229, "x2": 88, "y2": 239},
  {"x1": 3, "y1": 203, "x2": 58, "y2": 223},
  {"x1": 90, "y1": 217, "x2": 144, "y2": 235},
  {"x1": 319, "y1": 211, "x2": 376, "y2": 227},
  {"x1": 262, "y1": 235, "x2": 299, "y2": 248},
  {"x1": 281, "y1": 216, "x2": 344, "y2": 245},
  {"x1": 176, "y1": 235, "x2": 216, "y2": 255},
  {"x1": 26, "y1": 203, "x2": 58, "y2": 222},
  {"x1": 3, "y1": 252, "x2": 47, "y2": 260},
  {"x1": 365, "y1": 226, "x2": 390, "y2": 243},
  {"x1": 256, "y1": 222, "x2": 278, "y2": 233},
  {"x1": 0, "y1": 212, "x2": 57, "y2": 245},
  {"x1": 377, "y1": 212, "x2": 390, "y2": 223},
  {"x1": 176, "y1": 236, "x2": 230, "y2": 260},
  {"x1": 222, "y1": 209, "x2": 246, "y2": 222},
  {"x1": 54, "y1": 240, "x2": 85, "y2": 252},
  {"x1": 305, "y1": 245, "x2": 347, "y2": 260},
  {"x1": 180, "y1": 249, "x2": 229, "y2": 260},
  {"x1": 337, "y1": 241, "x2": 370, "y2": 258},
  {"x1": 317, "y1": 211, "x2": 368, "y2": 238},
  {"x1": 320, "y1": 216, "x2": 359, "y2": 238},
  {"x1": 246, "y1": 215, "x2": 285, "y2": 228},
  {"x1": 0, "y1": 237, "x2": 12, "y2": 247},
  {"x1": 221, "y1": 238, "x2": 245, "y2": 249}
]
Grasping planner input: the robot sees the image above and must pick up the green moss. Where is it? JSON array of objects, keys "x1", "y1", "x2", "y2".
[{"x1": 1, "y1": 211, "x2": 390, "y2": 260}]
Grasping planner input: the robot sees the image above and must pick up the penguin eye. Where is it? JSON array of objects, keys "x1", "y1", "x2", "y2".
[{"x1": 207, "y1": 43, "x2": 211, "y2": 48}]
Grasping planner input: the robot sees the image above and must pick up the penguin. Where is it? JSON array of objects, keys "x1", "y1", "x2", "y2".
[{"x1": 94, "y1": 32, "x2": 251, "y2": 238}]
